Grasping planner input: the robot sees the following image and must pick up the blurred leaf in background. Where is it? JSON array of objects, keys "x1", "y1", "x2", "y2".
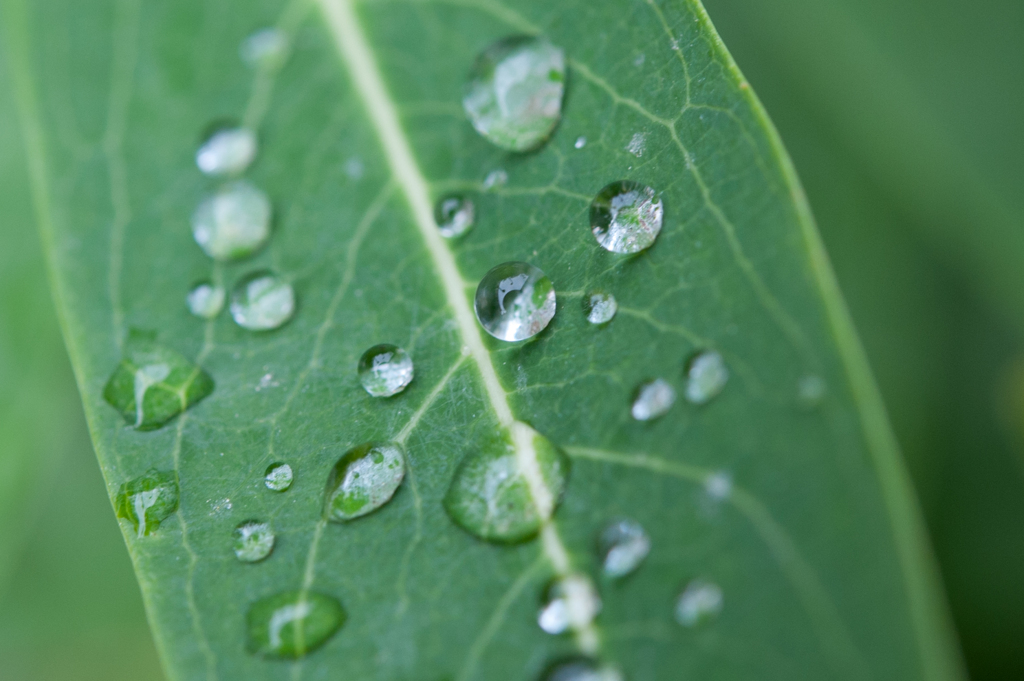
[{"x1": 701, "y1": 0, "x2": 1024, "y2": 679}]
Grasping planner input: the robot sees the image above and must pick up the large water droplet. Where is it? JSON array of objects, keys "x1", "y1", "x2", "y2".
[
  {"x1": 358, "y1": 344, "x2": 414, "y2": 397},
  {"x1": 240, "y1": 27, "x2": 289, "y2": 69},
  {"x1": 537, "y1": 574, "x2": 601, "y2": 635},
  {"x1": 630, "y1": 378, "x2": 675, "y2": 421},
  {"x1": 192, "y1": 180, "x2": 271, "y2": 261},
  {"x1": 187, "y1": 281, "x2": 225, "y2": 319},
  {"x1": 598, "y1": 519, "x2": 650, "y2": 578},
  {"x1": 675, "y1": 579, "x2": 723, "y2": 626},
  {"x1": 444, "y1": 422, "x2": 568, "y2": 543},
  {"x1": 264, "y1": 462, "x2": 293, "y2": 492},
  {"x1": 434, "y1": 194, "x2": 475, "y2": 238},
  {"x1": 115, "y1": 469, "x2": 179, "y2": 537},
  {"x1": 103, "y1": 338, "x2": 214, "y2": 430},
  {"x1": 474, "y1": 262, "x2": 556, "y2": 342},
  {"x1": 196, "y1": 127, "x2": 257, "y2": 177},
  {"x1": 246, "y1": 590, "x2": 345, "y2": 658},
  {"x1": 542, "y1": 659, "x2": 624, "y2": 681},
  {"x1": 324, "y1": 443, "x2": 406, "y2": 522},
  {"x1": 230, "y1": 272, "x2": 295, "y2": 331},
  {"x1": 584, "y1": 291, "x2": 617, "y2": 325},
  {"x1": 590, "y1": 181, "x2": 664, "y2": 254},
  {"x1": 685, "y1": 350, "x2": 728, "y2": 404},
  {"x1": 463, "y1": 36, "x2": 566, "y2": 152},
  {"x1": 234, "y1": 520, "x2": 275, "y2": 563}
]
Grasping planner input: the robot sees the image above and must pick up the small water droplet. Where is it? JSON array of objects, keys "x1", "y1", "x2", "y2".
[
  {"x1": 434, "y1": 194, "x2": 475, "y2": 239},
  {"x1": 115, "y1": 469, "x2": 179, "y2": 537},
  {"x1": 344, "y1": 156, "x2": 364, "y2": 179},
  {"x1": 240, "y1": 27, "x2": 290, "y2": 68},
  {"x1": 633, "y1": 53, "x2": 646, "y2": 67},
  {"x1": 474, "y1": 262, "x2": 556, "y2": 342},
  {"x1": 230, "y1": 272, "x2": 295, "y2": 331},
  {"x1": 103, "y1": 337, "x2": 214, "y2": 430},
  {"x1": 210, "y1": 497, "x2": 233, "y2": 515},
  {"x1": 482, "y1": 169, "x2": 508, "y2": 190},
  {"x1": 598, "y1": 519, "x2": 650, "y2": 578},
  {"x1": 233, "y1": 520, "x2": 275, "y2": 563},
  {"x1": 797, "y1": 374, "x2": 826, "y2": 407},
  {"x1": 574, "y1": 136, "x2": 587, "y2": 149},
  {"x1": 192, "y1": 180, "x2": 271, "y2": 261},
  {"x1": 324, "y1": 443, "x2": 406, "y2": 521},
  {"x1": 358, "y1": 344, "x2": 414, "y2": 397},
  {"x1": 246, "y1": 590, "x2": 345, "y2": 658},
  {"x1": 675, "y1": 579, "x2": 723, "y2": 626},
  {"x1": 538, "y1": 574, "x2": 601, "y2": 634},
  {"x1": 463, "y1": 36, "x2": 566, "y2": 152},
  {"x1": 626, "y1": 132, "x2": 646, "y2": 157},
  {"x1": 196, "y1": 127, "x2": 257, "y2": 176},
  {"x1": 583, "y1": 291, "x2": 616, "y2": 325},
  {"x1": 704, "y1": 471, "x2": 732, "y2": 501},
  {"x1": 264, "y1": 462, "x2": 293, "y2": 492},
  {"x1": 187, "y1": 281, "x2": 225, "y2": 319},
  {"x1": 444, "y1": 422, "x2": 568, "y2": 543},
  {"x1": 685, "y1": 350, "x2": 728, "y2": 404},
  {"x1": 590, "y1": 181, "x2": 664, "y2": 254},
  {"x1": 631, "y1": 378, "x2": 675, "y2": 421},
  {"x1": 542, "y1": 659, "x2": 624, "y2": 681}
]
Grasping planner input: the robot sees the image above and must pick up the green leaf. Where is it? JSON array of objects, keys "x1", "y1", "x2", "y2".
[{"x1": 2, "y1": 0, "x2": 964, "y2": 679}]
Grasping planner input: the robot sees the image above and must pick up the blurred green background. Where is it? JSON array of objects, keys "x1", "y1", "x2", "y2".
[{"x1": 1, "y1": 0, "x2": 1021, "y2": 679}]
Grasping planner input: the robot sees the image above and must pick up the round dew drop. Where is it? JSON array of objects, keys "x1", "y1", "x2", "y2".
[
  {"x1": 187, "y1": 281, "x2": 225, "y2": 319},
  {"x1": 685, "y1": 350, "x2": 728, "y2": 404},
  {"x1": 246, "y1": 590, "x2": 345, "y2": 658},
  {"x1": 192, "y1": 180, "x2": 271, "y2": 261},
  {"x1": 264, "y1": 462, "x2": 293, "y2": 492},
  {"x1": 230, "y1": 272, "x2": 295, "y2": 331},
  {"x1": 537, "y1": 574, "x2": 601, "y2": 635},
  {"x1": 590, "y1": 180, "x2": 664, "y2": 254},
  {"x1": 358, "y1": 344, "x2": 414, "y2": 397},
  {"x1": 675, "y1": 579, "x2": 723, "y2": 627},
  {"x1": 542, "y1": 659, "x2": 624, "y2": 681},
  {"x1": 598, "y1": 519, "x2": 651, "y2": 578},
  {"x1": 463, "y1": 36, "x2": 566, "y2": 152},
  {"x1": 323, "y1": 443, "x2": 406, "y2": 522},
  {"x1": 434, "y1": 195, "x2": 475, "y2": 238},
  {"x1": 233, "y1": 520, "x2": 275, "y2": 563},
  {"x1": 196, "y1": 127, "x2": 257, "y2": 176},
  {"x1": 631, "y1": 378, "x2": 676, "y2": 421},
  {"x1": 474, "y1": 262, "x2": 556, "y2": 342},
  {"x1": 584, "y1": 291, "x2": 617, "y2": 324}
]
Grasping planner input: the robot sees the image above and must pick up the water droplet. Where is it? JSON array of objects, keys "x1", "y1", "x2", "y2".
[
  {"x1": 542, "y1": 659, "x2": 624, "y2": 681},
  {"x1": 463, "y1": 36, "x2": 566, "y2": 152},
  {"x1": 631, "y1": 378, "x2": 675, "y2": 421},
  {"x1": 102, "y1": 338, "x2": 214, "y2": 430},
  {"x1": 574, "y1": 136, "x2": 587, "y2": 149},
  {"x1": 444, "y1": 422, "x2": 569, "y2": 543},
  {"x1": 633, "y1": 53, "x2": 646, "y2": 67},
  {"x1": 192, "y1": 180, "x2": 271, "y2": 261},
  {"x1": 538, "y1": 574, "x2": 601, "y2": 634},
  {"x1": 598, "y1": 519, "x2": 650, "y2": 578},
  {"x1": 583, "y1": 291, "x2": 616, "y2": 325},
  {"x1": 474, "y1": 262, "x2": 556, "y2": 342},
  {"x1": 434, "y1": 195, "x2": 475, "y2": 238},
  {"x1": 324, "y1": 443, "x2": 406, "y2": 521},
  {"x1": 240, "y1": 27, "x2": 290, "y2": 68},
  {"x1": 675, "y1": 579, "x2": 723, "y2": 626},
  {"x1": 186, "y1": 281, "x2": 225, "y2": 319},
  {"x1": 196, "y1": 127, "x2": 257, "y2": 177},
  {"x1": 264, "y1": 462, "x2": 293, "y2": 491},
  {"x1": 482, "y1": 169, "x2": 508, "y2": 190},
  {"x1": 115, "y1": 469, "x2": 179, "y2": 537},
  {"x1": 590, "y1": 181, "x2": 664, "y2": 254},
  {"x1": 233, "y1": 520, "x2": 275, "y2": 562},
  {"x1": 246, "y1": 590, "x2": 345, "y2": 658},
  {"x1": 230, "y1": 272, "x2": 295, "y2": 331},
  {"x1": 685, "y1": 350, "x2": 728, "y2": 404},
  {"x1": 358, "y1": 344, "x2": 414, "y2": 397},
  {"x1": 626, "y1": 132, "x2": 646, "y2": 157},
  {"x1": 704, "y1": 471, "x2": 732, "y2": 501},
  {"x1": 344, "y1": 156, "x2": 364, "y2": 179},
  {"x1": 797, "y1": 374, "x2": 826, "y2": 406}
]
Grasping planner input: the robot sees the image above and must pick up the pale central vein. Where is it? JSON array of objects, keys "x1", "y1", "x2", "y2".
[{"x1": 316, "y1": 0, "x2": 597, "y2": 655}]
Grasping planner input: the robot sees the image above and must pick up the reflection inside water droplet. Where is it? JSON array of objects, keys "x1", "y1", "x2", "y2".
[
  {"x1": 264, "y1": 462, "x2": 293, "y2": 492},
  {"x1": 537, "y1": 574, "x2": 601, "y2": 634},
  {"x1": 631, "y1": 378, "x2": 675, "y2": 421},
  {"x1": 192, "y1": 180, "x2": 271, "y2": 261},
  {"x1": 598, "y1": 519, "x2": 650, "y2": 578},
  {"x1": 583, "y1": 291, "x2": 616, "y2": 325},
  {"x1": 675, "y1": 579, "x2": 723, "y2": 626},
  {"x1": 187, "y1": 281, "x2": 225, "y2": 319},
  {"x1": 434, "y1": 194, "x2": 475, "y2": 238},
  {"x1": 234, "y1": 520, "x2": 275, "y2": 563},
  {"x1": 324, "y1": 443, "x2": 406, "y2": 521},
  {"x1": 230, "y1": 272, "x2": 295, "y2": 331},
  {"x1": 590, "y1": 181, "x2": 663, "y2": 254},
  {"x1": 685, "y1": 350, "x2": 728, "y2": 404},
  {"x1": 358, "y1": 344, "x2": 414, "y2": 397},
  {"x1": 246, "y1": 590, "x2": 345, "y2": 658},
  {"x1": 196, "y1": 127, "x2": 257, "y2": 177},
  {"x1": 115, "y1": 469, "x2": 179, "y2": 537},
  {"x1": 474, "y1": 262, "x2": 556, "y2": 342}
]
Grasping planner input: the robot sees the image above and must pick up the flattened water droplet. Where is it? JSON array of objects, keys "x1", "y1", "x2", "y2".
[
  {"x1": 240, "y1": 27, "x2": 290, "y2": 68},
  {"x1": 234, "y1": 520, "x2": 275, "y2": 563},
  {"x1": 264, "y1": 462, "x2": 293, "y2": 492},
  {"x1": 187, "y1": 281, "x2": 225, "y2": 319},
  {"x1": 230, "y1": 272, "x2": 295, "y2": 331},
  {"x1": 103, "y1": 338, "x2": 214, "y2": 430},
  {"x1": 631, "y1": 378, "x2": 675, "y2": 421},
  {"x1": 685, "y1": 350, "x2": 728, "y2": 404},
  {"x1": 463, "y1": 36, "x2": 566, "y2": 152},
  {"x1": 358, "y1": 344, "x2": 414, "y2": 397},
  {"x1": 115, "y1": 469, "x2": 179, "y2": 537},
  {"x1": 324, "y1": 443, "x2": 406, "y2": 521},
  {"x1": 542, "y1": 659, "x2": 624, "y2": 681},
  {"x1": 590, "y1": 181, "x2": 664, "y2": 254},
  {"x1": 598, "y1": 519, "x2": 650, "y2": 578},
  {"x1": 797, "y1": 374, "x2": 826, "y2": 407},
  {"x1": 196, "y1": 127, "x2": 257, "y2": 176},
  {"x1": 482, "y1": 169, "x2": 508, "y2": 190},
  {"x1": 474, "y1": 262, "x2": 556, "y2": 342},
  {"x1": 246, "y1": 590, "x2": 345, "y2": 658},
  {"x1": 444, "y1": 422, "x2": 568, "y2": 543},
  {"x1": 192, "y1": 180, "x2": 271, "y2": 261},
  {"x1": 537, "y1": 574, "x2": 601, "y2": 634},
  {"x1": 675, "y1": 579, "x2": 723, "y2": 626},
  {"x1": 434, "y1": 195, "x2": 475, "y2": 238},
  {"x1": 574, "y1": 136, "x2": 587, "y2": 149},
  {"x1": 584, "y1": 291, "x2": 616, "y2": 325}
]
